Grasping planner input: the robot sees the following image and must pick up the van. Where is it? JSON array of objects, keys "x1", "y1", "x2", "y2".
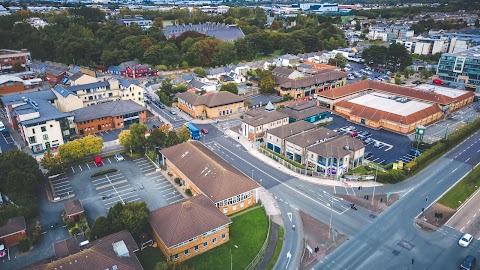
[
  {"x1": 313, "y1": 94, "x2": 318, "y2": 99},
  {"x1": 461, "y1": 255, "x2": 476, "y2": 270}
]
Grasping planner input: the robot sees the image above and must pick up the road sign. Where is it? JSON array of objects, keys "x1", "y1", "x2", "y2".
[
  {"x1": 287, "y1": 212, "x2": 292, "y2": 222},
  {"x1": 387, "y1": 192, "x2": 391, "y2": 199}
]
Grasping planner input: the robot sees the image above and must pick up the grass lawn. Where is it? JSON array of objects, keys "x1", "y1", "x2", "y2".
[
  {"x1": 438, "y1": 165, "x2": 480, "y2": 209},
  {"x1": 266, "y1": 226, "x2": 284, "y2": 270},
  {"x1": 186, "y1": 207, "x2": 269, "y2": 270},
  {"x1": 138, "y1": 247, "x2": 165, "y2": 270},
  {"x1": 254, "y1": 53, "x2": 274, "y2": 61}
]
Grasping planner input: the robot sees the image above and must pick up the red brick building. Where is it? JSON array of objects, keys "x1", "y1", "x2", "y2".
[
  {"x1": 0, "y1": 75, "x2": 42, "y2": 95},
  {"x1": 125, "y1": 64, "x2": 158, "y2": 78},
  {"x1": 63, "y1": 199, "x2": 84, "y2": 221},
  {"x1": 73, "y1": 100, "x2": 147, "y2": 135},
  {"x1": 0, "y1": 49, "x2": 31, "y2": 71},
  {"x1": 0, "y1": 216, "x2": 26, "y2": 246},
  {"x1": 45, "y1": 66, "x2": 68, "y2": 84}
]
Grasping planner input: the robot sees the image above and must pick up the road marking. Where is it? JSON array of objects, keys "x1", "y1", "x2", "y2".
[
  {"x1": 461, "y1": 226, "x2": 465, "y2": 231},
  {"x1": 78, "y1": 165, "x2": 82, "y2": 171},
  {"x1": 467, "y1": 220, "x2": 471, "y2": 225},
  {"x1": 402, "y1": 187, "x2": 414, "y2": 197},
  {"x1": 107, "y1": 158, "x2": 112, "y2": 164},
  {"x1": 452, "y1": 168, "x2": 458, "y2": 173},
  {"x1": 145, "y1": 171, "x2": 157, "y2": 176},
  {"x1": 466, "y1": 158, "x2": 471, "y2": 162},
  {"x1": 333, "y1": 186, "x2": 336, "y2": 194},
  {"x1": 96, "y1": 180, "x2": 128, "y2": 190},
  {"x1": 86, "y1": 163, "x2": 90, "y2": 169},
  {"x1": 437, "y1": 178, "x2": 445, "y2": 184},
  {"x1": 474, "y1": 214, "x2": 477, "y2": 218},
  {"x1": 287, "y1": 212, "x2": 292, "y2": 222}
]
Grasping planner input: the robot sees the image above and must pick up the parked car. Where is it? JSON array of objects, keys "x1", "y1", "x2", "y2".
[
  {"x1": 348, "y1": 126, "x2": 356, "y2": 131},
  {"x1": 201, "y1": 128, "x2": 208, "y2": 134},
  {"x1": 459, "y1": 234, "x2": 474, "y2": 247},
  {"x1": 433, "y1": 79, "x2": 444, "y2": 85},
  {"x1": 364, "y1": 152, "x2": 373, "y2": 159},
  {"x1": 373, "y1": 141, "x2": 382, "y2": 148},
  {"x1": 94, "y1": 157, "x2": 103, "y2": 167},
  {"x1": 246, "y1": 82, "x2": 253, "y2": 86},
  {"x1": 350, "y1": 131, "x2": 358, "y2": 137},
  {"x1": 361, "y1": 131, "x2": 371, "y2": 137},
  {"x1": 0, "y1": 239, "x2": 6, "y2": 258},
  {"x1": 412, "y1": 80, "x2": 422, "y2": 85},
  {"x1": 364, "y1": 138, "x2": 374, "y2": 145},
  {"x1": 461, "y1": 255, "x2": 477, "y2": 270},
  {"x1": 114, "y1": 153, "x2": 124, "y2": 162}
]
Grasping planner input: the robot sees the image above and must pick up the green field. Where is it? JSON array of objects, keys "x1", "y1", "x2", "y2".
[{"x1": 438, "y1": 165, "x2": 480, "y2": 209}]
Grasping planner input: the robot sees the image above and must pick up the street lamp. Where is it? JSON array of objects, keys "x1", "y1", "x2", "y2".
[{"x1": 230, "y1": 245, "x2": 238, "y2": 270}]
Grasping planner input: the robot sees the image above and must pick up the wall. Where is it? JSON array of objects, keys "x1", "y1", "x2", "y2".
[
  {"x1": 22, "y1": 119, "x2": 66, "y2": 152},
  {"x1": 76, "y1": 110, "x2": 147, "y2": 135},
  {"x1": 1, "y1": 231, "x2": 26, "y2": 246},
  {"x1": 0, "y1": 81, "x2": 25, "y2": 94},
  {"x1": 178, "y1": 101, "x2": 244, "y2": 119}
]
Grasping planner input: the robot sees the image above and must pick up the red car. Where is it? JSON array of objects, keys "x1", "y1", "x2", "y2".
[
  {"x1": 433, "y1": 79, "x2": 444, "y2": 85},
  {"x1": 94, "y1": 157, "x2": 103, "y2": 167},
  {"x1": 201, "y1": 128, "x2": 208, "y2": 134},
  {"x1": 350, "y1": 131, "x2": 358, "y2": 137}
]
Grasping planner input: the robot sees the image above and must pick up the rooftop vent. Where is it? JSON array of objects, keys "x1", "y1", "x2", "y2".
[{"x1": 112, "y1": 240, "x2": 129, "y2": 258}]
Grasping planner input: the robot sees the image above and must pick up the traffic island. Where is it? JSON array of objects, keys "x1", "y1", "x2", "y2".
[
  {"x1": 299, "y1": 211, "x2": 348, "y2": 270},
  {"x1": 415, "y1": 203, "x2": 455, "y2": 232},
  {"x1": 337, "y1": 193, "x2": 399, "y2": 215}
]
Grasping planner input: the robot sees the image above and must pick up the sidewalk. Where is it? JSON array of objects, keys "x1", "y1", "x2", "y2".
[{"x1": 224, "y1": 129, "x2": 382, "y2": 188}]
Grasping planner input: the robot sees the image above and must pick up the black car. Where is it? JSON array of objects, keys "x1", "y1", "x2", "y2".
[
  {"x1": 159, "y1": 104, "x2": 166, "y2": 109},
  {"x1": 461, "y1": 255, "x2": 476, "y2": 270},
  {"x1": 246, "y1": 82, "x2": 253, "y2": 86},
  {"x1": 361, "y1": 131, "x2": 372, "y2": 137},
  {"x1": 412, "y1": 80, "x2": 422, "y2": 85},
  {"x1": 364, "y1": 152, "x2": 373, "y2": 159}
]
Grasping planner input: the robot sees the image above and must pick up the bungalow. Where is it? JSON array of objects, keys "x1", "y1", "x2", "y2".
[
  {"x1": 63, "y1": 199, "x2": 84, "y2": 221},
  {"x1": 149, "y1": 195, "x2": 232, "y2": 262},
  {"x1": 280, "y1": 102, "x2": 330, "y2": 123},
  {"x1": 277, "y1": 54, "x2": 300, "y2": 67},
  {"x1": 265, "y1": 120, "x2": 316, "y2": 155},
  {"x1": 177, "y1": 91, "x2": 244, "y2": 119},
  {"x1": 188, "y1": 79, "x2": 217, "y2": 93},
  {"x1": 284, "y1": 127, "x2": 338, "y2": 164},
  {"x1": 160, "y1": 141, "x2": 260, "y2": 215},
  {"x1": 0, "y1": 217, "x2": 26, "y2": 247},
  {"x1": 241, "y1": 102, "x2": 289, "y2": 142}
]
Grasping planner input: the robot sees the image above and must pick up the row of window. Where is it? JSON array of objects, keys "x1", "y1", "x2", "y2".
[
  {"x1": 31, "y1": 125, "x2": 51, "y2": 134},
  {"x1": 219, "y1": 109, "x2": 233, "y2": 116},
  {"x1": 28, "y1": 134, "x2": 49, "y2": 144},
  {"x1": 173, "y1": 234, "x2": 227, "y2": 261},
  {"x1": 217, "y1": 192, "x2": 253, "y2": 207},
  {"x1": 202, "y1": 225, "x2": 227, "y2": 238}
]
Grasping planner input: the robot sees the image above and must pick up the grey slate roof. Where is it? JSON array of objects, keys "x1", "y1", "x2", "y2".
[
  {"x1": 189, "y1": 79, "x2": 207, "y2": 90},
  {"x1": 272, "y1": 67, "x2": 295, "y2": 77},
  {"x1": 285, "y1": 128, "x2": 338, "y2": 148},
  {"x1": 53, "y1": 81, "x2": 110, "y2": 98},
  {"x1": 45, "y1": 66, "x2": 68, "y2": 77},
  {"x1": 207, "y1": 67, "x2": 227, "y2": 76},
  {"x1": 243, "y1": 110, "x2": 288, "y2": 127},
  {"x1": 1, "y1": 90, "x2": 57, "y2": 103},
  {"x1": 177, "y1": 91, "x2": 244, "y2": 108},
  {"x1": 68, "y1": 72, "x2": 84, "y2": 81},
  {"x1": 72, "y1": 100, "x2": 145, "y2": 123},
  {"x1": 107, "y1": 66, "x2": 126, "y2": 72},
  {"x1": 280, "y1": 103, "x2": 328, "y2": 121},
  {"x1": 307, "y1": 135, "x2": 364, "y2": 158},
  {"x1": 267, "y1": 121, "x2": 316, "y2": 139},
  {"x1": 118, "y1": 79, "x2": 139, "y2": 88}
]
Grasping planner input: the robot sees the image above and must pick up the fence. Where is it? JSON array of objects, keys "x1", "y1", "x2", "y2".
[
  {"x1": 259, "y1": 148, "x2": 326, "y2": 178},
  {"x1": 244, "y1": 211, "x2": 271, "y2": 270}
]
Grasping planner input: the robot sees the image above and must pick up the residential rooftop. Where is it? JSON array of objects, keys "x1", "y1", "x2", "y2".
[
  {"x1": 0, "y1": 217, "x2": 25, "y2": 238},
  {"x1": 267, "y1": 120, "x2": 316, "y2": 139},
  {"x1": 243, "y1": 110, "x2": 289, "y2": 127},
  {"x1": 307, "y1": 135, "x2": 364, "y2": 158}
]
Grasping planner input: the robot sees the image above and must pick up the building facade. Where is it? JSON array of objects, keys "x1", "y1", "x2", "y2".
[
  {"x1": 276, "y1": 70, "x2": 347, "y2": 98},
  {"x1": 177, "y1": 91, "x2": 245, "y2": 119},
  {"x1": 242, "y1": 104, "x2": 290, "y2": 142},
  {"x1": 265, "y1": 121, "x2": 316, "y2": 155},
  {"x1": 0, "y1": 217, "x2": 26, "y2": 247},
  {"x1": 0, "y1": 49, "x2": 31, "y2": 71},
  {"x1": 437, "y1": 45, "x2": 480, "y2": 89}
]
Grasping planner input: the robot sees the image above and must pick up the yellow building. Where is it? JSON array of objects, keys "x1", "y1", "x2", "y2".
[
  {"x1": 176, "y1": 91, "x2": 245, "y2": 119},
  {"x1": 149, "y1": 195, "x2": 232, "y2": 262}
]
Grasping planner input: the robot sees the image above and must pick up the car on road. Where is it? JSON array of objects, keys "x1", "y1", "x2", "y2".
[
  {"x1": 159, "y1": 104, "x2": 166, "y2": 109},
  {"x1": 461, "y1": 255, "x2": 477, "y2": 270},
  {"x1": 94, "y1": 157, "x2": 103, "y2": 167},
  {"x1": 114, "y1": 153, "x2": 124, "y2": 162},
  {"x1": 364, "y1": 152, "x2": 373, "y2": 159},
  {"x1": 0, "y1": 239, "x2": 6, "y2": 258},
  {"x1": 201, "y1": 128, "x2": 208, "y2": 134},
  {"x1": 459, "y1": 234, "x2": 474, "y2": 247},
  {"x1": 170, "y1": 109, "x2": 176, "y2": 115}
]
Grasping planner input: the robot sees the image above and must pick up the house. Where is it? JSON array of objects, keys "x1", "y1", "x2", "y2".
[
  {"x1": 63, "y1": 199, "x2": 84, "y2": 221},
  {"x1": 0, "y1": 217, "x2": 26, "y2": 247},
  {"x1": 177, "y1": 91, "x2": 245, "y2": 119},
  {"x1": 0, "y1": 75, "x2": 42, "y2": 95},
  {"x1": 45, "y1": 66, "x2": 68, "y2": 84},
  {"x1": 1, "y1": 91, "x2": 76, "y2": 153},
  {"x1": 206, "y1": 67, "x2": 228, "y2": 81},
  {"x1": 277, "y1": 54, "x2": 300, "y2": 67},
  {"x1": 107, "y1": 66, "x2": 127, "y2": 76},
  {"x1": 241, "y1": 102, "x2": 289, "y2": 142},
  {"x1": 160, "y1": 141, "x2": 260, "y2": 215},
  {"x1": 149, "y1": 194, "x2": 232, "y2": 262},
  {"x1": 275, "y1": 70, "x2": 347, "y2": 99},
  {"x1": 279, "y1": 102, "x2": 330, "y2": 123},
  {"x1": 22, "y1": 230, "x2": 143, "y2": 270},
  {"x1": 188, "y1": 79, "x2": 217, "y2": 93},
  {"x1": 116, "y1": 16, "x2": 152, "y2": 30},
  {"x1": 284, "y1": 127, "x2": 338, "y2": 164},
  {"x1": 272, "y1": 67, "x2": 305, "y2": 79},
  {"x1": 263, "y1": 59, "x2": 276, "y2": 70},
  {"x1": 73, "y1": 100, "x2": 147, "y2": 135},
  {"x1": 125, "y1": 64, "x2": 157, "y2": 78},
  {"x1": 29, "y1": 62, "x2": 49, "y2": 75},
  {"x1": 306, "y1": 135, "x2": 365, "y2": 177},
  {"x1": 265, "y1": 120, "x2": 316, "y2": 155}
]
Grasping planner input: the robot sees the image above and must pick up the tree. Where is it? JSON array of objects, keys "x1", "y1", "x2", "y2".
[
  {"x1": 177, "y1": 126, "x2": 191, "y2": 142},
  {"x1": 159, "y1": 78, "x2": 174, "y2": 96},
  {"x1": 271, "y1": 20, "x2": 283, "y2": 30},
  {"x1": 395, "y1": 73, "x2": 402, "y2": 85},
  {"x1": 147, "y1": 128, "x2": 167, "y2": 149},
  {"x1": 81, "y1": 135, "x2": 103, "y2": 156},
  {"x1": 129, "y1": 123, "x2": 148, "y2": 154},
  {"x1": 220, "y1": 83, "x2": 239, "y2": 95},
  {"x1": 185, "y1": 39, "x2": 221, "y2": 67},
  {"x1": 386, "y1": 43, "x2": 412, "y2": 72},
  {"x1": 328, "y1": 53, "x2": 347, "y2": 69},
  {"x1": 258, "y1": 70, "x2": 276, "y2": 94},
  {"x1": 155, "y1": 262, "x2": 190, "y2": 270},
  {"x1": 41, "y1": 150, "x2": 62, "y2": 171},
  {"x1": 12, "y1": 62, "x2": 25, "y2": 72},
  {"x1": 153, "y1": 17, "x2": 164, "y2": 28},
  {"x1": 212, "y1": 42, "x2": 237, "y2": 66},
  {"x1": 121, "y1": 202, "x2": 149, "y2": 240},
  {"x1": 193, "y1": 67, "x2": 207, "y2": 77},
  {"x1": 173, "y1": 84, "x2": 187, "y2": 93},
  {"x1": 59, "y1": 140, "x2": 84, "y2": 162},
  {"x1": 234, "y1": 38, "x2": 256, "y2": 61},
  {"x1": 164, "y1": 131, "x2": 181, "y2": 147},
  {"x1": 90, "y1": 216, "x2": 111, "y2": 240},
  {"x1": 281, "y1": 38, "x2": 304, "y2": 55},
  {"x1": 118, "y1": 130, "x2": 132, "y2": 153},
  {"x1": 403, "y1": 68, "x2": 414, "y2": 79},
  {"x1": 421, "y1": 69, "x2": 433, "y2": 80}
]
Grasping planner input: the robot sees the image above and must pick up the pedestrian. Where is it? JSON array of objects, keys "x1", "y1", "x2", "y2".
[{"x1": 292, "y1": 224, "x2": 296, "y2": 231}]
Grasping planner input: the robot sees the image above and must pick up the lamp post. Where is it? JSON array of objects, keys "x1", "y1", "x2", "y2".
[
  {"x1": 372, "y1": 165, "x2": 379, "y2": 206},
  {"x1": 230, "y1": 245, "x2": 238, "y2": 270}
]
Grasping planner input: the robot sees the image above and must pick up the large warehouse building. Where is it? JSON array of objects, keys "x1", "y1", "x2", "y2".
[{"x1": 317, "y1": 80, "x2": 475, "y2": 134}]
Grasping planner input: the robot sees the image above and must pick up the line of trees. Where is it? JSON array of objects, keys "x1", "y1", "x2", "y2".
[{"x1": 362, "y1": 43, "x2": 412, "y2": 72}]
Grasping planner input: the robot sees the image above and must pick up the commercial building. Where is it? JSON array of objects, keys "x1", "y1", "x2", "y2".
[
  {"x1": 0, "y1": 49, "x2": 31, "y2": 71},
  {"x1": 160, "y1": 141, "x2": 260, "y2": 215},
  {"x1": 279, "y1": 102, "x2": 329, "y2": 123},
  {"x1": 149, "y1": 195, "x2": 232, "y2": 262},
  {"x1": 72, "y1": 100, "x2": 147, "y2": 135},
  {"x1": 265, "y1": 120, "x2": 316, "y2": 155},
  {"x1": 0, "y1": 75, "x2": 42, "y2": 95},
  {"x1": 275, "y1": 69, "x2": 347, "y2": 98},
  {"x1": 316, "y1": 80, "x2": 474, "y2": 134},
  {"x1": 0, "y1": 217, "x2": 26, "y2": 247},
  {"x1": 284, "y1": 127, "x2": 338, "y2": 164},
  {"x1": 306, "y1": 135, "x2": 365, "y2": 177},
  {"x1": 241, "y1": 102, "x2": 289, "y2": 142},
  {"x1": 1, "y1": 91, "x2": 76, "y2": 153},
  {"x1": 437, "y1": 45, "x2": 480, "y2": 89},
  {"x1": 116, "y1": 16, "x2": 153, "y2": 30},
  {"x1": 23, "y1": 230, "x2": 143, "y2": 270},
  {"x1": 163, "y1": 23, "x2": 245, "y2": 42},
  {"x1": 177, "y1": 91, "x2": 245, "y2": 119}
]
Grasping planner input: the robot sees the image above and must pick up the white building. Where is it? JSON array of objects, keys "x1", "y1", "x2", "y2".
[
  {"x1": 25, "y1": 17, "x2": 49, "y2": 28},
  {"x1": 0, "y1": 5, "x2": 11, "y2": 16}
]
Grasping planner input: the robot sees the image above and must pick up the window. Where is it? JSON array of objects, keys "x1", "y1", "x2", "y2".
[
  {"x1": 43, "y1": 134, "x2": 48, "y2": 141},
  {"x1": 221, "y1": 234, "x2": 226, "y2": 240},
  {"x1": 41, "y1": 126, "x2": 46, "y2": 132},
  {"x1": 203, "y1": 242, "x2": 208, "y2": 248},
  {"x1": 240, "y1": 202, "x2": 244, "y2": 208},
  {"x1": 232, "y1": 204, "x2": 237, "y2": 211},
  {"x1": 173, "y1": 254, "x2": 179, "y2": 261},
  {"x1": 194, "y1": 245, "x2": 199, "y2": 252},
  {"x1": 248, "y1": 199, "x2": 251, "y2": 205},
  {"x1": 223, "y1": 207, "x2": 228, "y2": 213},
  {"x1": 184, "y1": 249, "x2": 189, "y2": 256},
  {"x1": 212, "y1": 238, "x2": 217, "y2": 244},
  {"x1": 28, "y1": 136, "x2": 36, "y2": 144},
  {"x1": 32, "y1": 128, "x2": 35, "y2": 134}
]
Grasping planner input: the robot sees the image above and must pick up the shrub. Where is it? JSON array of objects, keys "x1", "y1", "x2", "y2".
[
  {"x1": 65, "y1": 219, "x2": 75, "y2": 229},
  {"x1": 185, "y1": 189, "x2": 193, "y2": 197},
  {"x1": 70, "y1": 227, "x2": 80, "y2": 236},
  {"x1": 240, "y1": 115, "x2": 244, "y2": 119},
  {"x1": 91, "y1": 168, "x2": 118, "y2": 178},
  {"x1": 174, "y1": 178, "x2": 181, "y2": 185},
  {"x1": 19, "y1": 238, "x2": 30, "y2": 253},
  {"x1": 376, "y1": 169, "x2": 406, "y2": 184}
]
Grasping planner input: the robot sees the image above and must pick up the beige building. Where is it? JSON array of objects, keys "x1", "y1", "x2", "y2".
[
  {"x1": 306, "y1": 135, "x2": 365, "y2": 178},
  {"x1": 265, "y1": 121, "x2": 316, "y2": 155},
  {"x1": 241, "y1": 103, "x2": 289, "y2": 142},
  {"x1": 177, "y1": 91, "x2": 245, "y2": 119},
  {"x1": 284, "y1": 128, "x2": 338, "y2": 164}
]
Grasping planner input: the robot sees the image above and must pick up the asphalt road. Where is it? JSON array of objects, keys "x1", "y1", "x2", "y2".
[{"x1": 446, "y1": 187, "x2": 480, "y2": 239}]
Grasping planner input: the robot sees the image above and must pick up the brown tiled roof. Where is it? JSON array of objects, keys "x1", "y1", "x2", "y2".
[
  {"x1": 160, "y1": 141, "x2": 260, "y2": 203},
  {"x1": 285, "y1": 128, "x2": 338, "y2": 148},
  {"x1": 317, "y1": 81, "x2": 475, "y2": 105},
  {"x1": 267, "y1": 121, "x2": 316, "y2": 139},
  {"x1": 307, "y1": 135, "x2": 364, "y2": 158},
  {"x1": 22, "y1": 230, "x2": 142, "y2": 270},
  {"x1": 335, "y1": 99, "x2": 443, "y2": 125},
  {"x1": 63, "y1": 199, "x2": 84, "y2": 217},
  {"x1": 243, "y1": 110, "x2": 289, "y2": 127},
  {"x1": 272, "y1": 67, "x2": 295, "y2": 77},
  {"x1": 0, "y1": 216, "x2": 26, "y2": 238},
  {"x1": 54, "y1": 237, "x2": 79, "y2": 258},
  {"x1": 149, "y1": 195, "x2": 232, "y2": 248},
  {"x1": 280, "y1": 105, "x2": 328, "y2": 121},
  {"x1": 276, "y1": 70, "x2": 346, "y2": 89},
  {"x1": 177, "y1": 91, "x2": 244, "y2": 108},
  {"x1": 303, "y1": 62, "x2": 336, "y2": 70}
]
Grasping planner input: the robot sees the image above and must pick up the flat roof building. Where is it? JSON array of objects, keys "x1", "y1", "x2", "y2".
[{"x1": 437, "y1": 45, "x2": 480, "y2": 89}]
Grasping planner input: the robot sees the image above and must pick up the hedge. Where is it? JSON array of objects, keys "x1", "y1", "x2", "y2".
[{"x1": 90, "y1": 168, "x2": 118, "y2": 178}]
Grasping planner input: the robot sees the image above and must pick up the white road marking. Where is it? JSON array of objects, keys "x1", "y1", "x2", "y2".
[
  {"x1": 452, "y1": 168, "x2": 458, "y2": 173},
  {"x1": 402, "y1": 187, "x2": 414, "y2": 197},
  {"x1": 466, "y1": 158, "x2": 471, "y2": 162}
]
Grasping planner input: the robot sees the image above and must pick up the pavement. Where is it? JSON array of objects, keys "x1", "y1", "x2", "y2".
[{"x1": 257, "y1": 222, "x2": 280, "y2": 270}]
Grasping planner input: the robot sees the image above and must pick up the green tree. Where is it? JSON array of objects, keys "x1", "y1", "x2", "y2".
[
  {"x1": 59, "y1": 140, "x2": 84, "y2": 162},
  {"x1": 41, "y1": 150, "x2": 62, "y2": 171},
  {"x1": 193, "y1": 67, "x2": 207, "y2": 77},
  {"x1": 258, "y1": 70, "x2": 276, "y2": 94},
  {"x1": 403, "y1": 68, "x2": 414, "y2": 79},
  {"x1": 185, "y1": 39, "x2": 221, "y2": 67},
  {"x1": 118, "y1": 130, "x2": 132, "y2": 153},
  {"x1": 177, "y1": 126, "x2": 191, "y2": 142},
  {"x1": 281, "y1": 37, "x2": 304, "y2": 55},
  {"x1": 81, "y1": 135, "x2": 103, "y2": 156},
  {"x1": 165, "y1": 130, "x2": 181, "y2": 147},
  {"x1": 155, "y1": 262, "x2": 190, "y2": 270},
  {"x1": 328, "y1": 53, "x2": 347, "y2": 69},
  {"x1": 212, "y1": 42, "x2": 237, "y2": 66},
  {"x1": 129, "y1": 123, "x2": 148, "y2": 154},
  {"x1": 121, "y1": 201, "x2": 149, "y2": 240},
  {"x1": 147, "y1": 128, "x2": 167, "y2": 149},
  {"x1": 220, "y1": 83, "x2": 239, "y2": 95},
  {"x1": 90, "y1": 216, "x2": 111, "y2": 240},
  {"x1": 421, "y1": 69, "x2": 433, "y2": 80},
  {"x1": 234, "y1": 38, "x2": 256, "y2": 61},
  {"x1": 173, "y1": 84, "x2": 187, "y2": 93}
]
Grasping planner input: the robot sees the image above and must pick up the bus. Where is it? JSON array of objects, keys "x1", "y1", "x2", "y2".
[
  {"x1": 184, "y1": 122, "x2": 200, "y2": 140},
  {"x1": 0, "y1": 121, "x2": 7, "y2": 134}
]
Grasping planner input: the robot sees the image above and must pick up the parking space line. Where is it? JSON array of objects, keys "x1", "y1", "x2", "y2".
[
  {"x1": 99, "y1": 186, "x2": 132, "y2": 195},
  {"x1": 127, "y1": 197, "x2": 141, "y2": 203},
  {"x1": 96, "y1": 180, "x2": 128, "y2": 190},
  {"x1": 50, "y1": 177, "x2": 69, "y2": 183},
  {"x1": 78, "y1": 165, "x2": 82, "y2": 171},
  {"x1": 105, "y1": 199, "x2": 123, "y2": 206},
  {"x1": 86, "y1": 163, "x2": 90, "y2": 169},
  {"x1": 71, "y1": 167, "x2": 75, "y2": 173},
  {"x1": 145, "y1": 171, "x2": 159, "y2": 176},
  {"x1": 149, "y1": 175, "x2": 164, "y2": 179},
  {"x1": 159, "y1": 187, "x2": 175, "y2": 193},
  {"x1": 53, "y1": 182, "x2": 70, "y2": 188},
  {"x1": 107, "y1": 158, "x2": 112, "y2": 164},
  {"x1": 166, "y1": 194, "x2": 183, "y2": 200},
  {"x1": 55, "y1": 186, "x2": 73, "y2": 193},
  {"x1": 169, "y1": 198, "x2": 185, "y2": 204},
  {"x1": 121, "y1": 194, "x2": 140, "y2": 201}
]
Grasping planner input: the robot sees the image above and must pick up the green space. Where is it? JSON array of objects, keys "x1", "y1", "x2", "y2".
[
  {"x1": 90, "y1": 168, "x2": 118, "y2": 178},
  {"x1": 266, "y1": 226, "x2": 284, "y2": 270},
  {"x1": 186, "y1": 207, "x2": 269, "y2": 270},
  {"x1": 138, "y1": 247, "x2": 165, "y2": 270},
  {"x1": 254, "y1": 53, "x2": 274, "y2": 61},
  {"x1": 438, "y1": 165, "x2": 480, "y2": 210}
]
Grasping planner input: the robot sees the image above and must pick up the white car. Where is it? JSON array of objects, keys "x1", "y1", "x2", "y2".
[
  {"x1": 459, "y1": 234, "x2": 474, "y2": 247},
  {"x1": 114, "y1": 153, "x2": 124, "y2": 162}
]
